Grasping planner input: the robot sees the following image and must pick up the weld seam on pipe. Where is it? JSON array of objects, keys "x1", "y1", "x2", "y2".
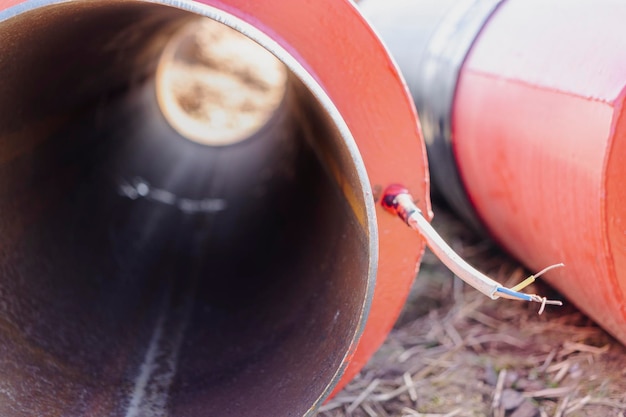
[{"x1": 415, "y1": 0, "x2": 504, "y2": 231}]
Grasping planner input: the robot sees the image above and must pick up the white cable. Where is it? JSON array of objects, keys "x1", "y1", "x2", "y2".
[{"x1": 383, "y1": 187, "x2": 563, "y2": 310}]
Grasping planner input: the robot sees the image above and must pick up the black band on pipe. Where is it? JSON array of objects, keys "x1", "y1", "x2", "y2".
[{"x1": 361, "y1": 0, "x2": 504, "y2": 232}]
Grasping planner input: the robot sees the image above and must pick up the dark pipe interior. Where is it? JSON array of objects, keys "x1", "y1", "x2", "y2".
[{"x1": 0, "y1": 2, "x2": 372, "y2": 416}]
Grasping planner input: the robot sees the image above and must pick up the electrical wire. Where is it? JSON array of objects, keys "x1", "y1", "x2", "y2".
[{"x1": 382, "y1": 185, "x2": 563, "y2": 313}]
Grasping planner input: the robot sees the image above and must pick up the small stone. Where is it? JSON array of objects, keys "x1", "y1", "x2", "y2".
[
  {"x1": 484, "y1": 364, "x2": 498, "y2": 386},
  {"x1": 505, "y1": 370, "x2": 520, "y2": 388},
  {"x1": 501, "y1": 389, "x2": 525, "y2": 410},
  {"x1": 510, "y1": 400, "x2": 540, "y2": 417}
]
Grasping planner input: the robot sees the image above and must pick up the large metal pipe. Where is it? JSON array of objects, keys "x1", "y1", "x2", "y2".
[
  {"x1": 0, "y1": 0, "x2": 430, "y2": 415},
  {"x1": 362, "y1": 0, "x2": 626, "y2": 345}
]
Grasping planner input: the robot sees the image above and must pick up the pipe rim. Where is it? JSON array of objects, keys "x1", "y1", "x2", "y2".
[
  {"x1": 0, "y1": 0, "x2": 378, "y2": 414},
  {"x1": 1, "y1": 0, "x2": 433, "y2": 409}
]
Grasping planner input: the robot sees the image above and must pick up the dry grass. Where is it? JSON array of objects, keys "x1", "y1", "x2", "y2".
[{"x1": 319, "y1": 203, "x2": 626, "y2": 417}]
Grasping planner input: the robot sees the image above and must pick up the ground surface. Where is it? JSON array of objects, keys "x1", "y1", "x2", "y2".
[{"x1": 319, "y1": 203, "x2": 626, "y2": 417}]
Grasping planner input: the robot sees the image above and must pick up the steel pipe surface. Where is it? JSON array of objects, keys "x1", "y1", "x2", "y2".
[{"x1": 0, "y1": 0, "x2": 430, "y2": 415}]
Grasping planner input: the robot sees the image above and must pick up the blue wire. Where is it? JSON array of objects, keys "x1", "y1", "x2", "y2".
[{"x1": 496, "y1": 287, "x2": 533, "y2": 301}]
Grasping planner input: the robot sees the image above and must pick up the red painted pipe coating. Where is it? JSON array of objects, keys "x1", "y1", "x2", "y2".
[
  {"x1": 453, "y1": 0, "x2": 626, "y2": 343},
  {"x1": 363, "y1": 0, "x2": 626, "y2": 347}
]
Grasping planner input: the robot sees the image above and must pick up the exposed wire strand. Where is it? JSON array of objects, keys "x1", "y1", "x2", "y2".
[{"x1": 511, "y1": 263, "x2": 564, "y2": 292}]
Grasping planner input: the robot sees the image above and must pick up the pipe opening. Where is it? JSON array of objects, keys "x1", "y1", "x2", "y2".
[
  {"x1": 0, "y1": 2, "x2": 375, "y2": 417},
  {"x1": 156, "y1": 19, "x2": 289, "y2": 146}
]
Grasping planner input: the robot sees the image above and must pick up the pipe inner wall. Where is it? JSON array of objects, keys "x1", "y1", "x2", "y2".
[{"x1": 0, "y1": 2, "x2": 376, "y2": 416}]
